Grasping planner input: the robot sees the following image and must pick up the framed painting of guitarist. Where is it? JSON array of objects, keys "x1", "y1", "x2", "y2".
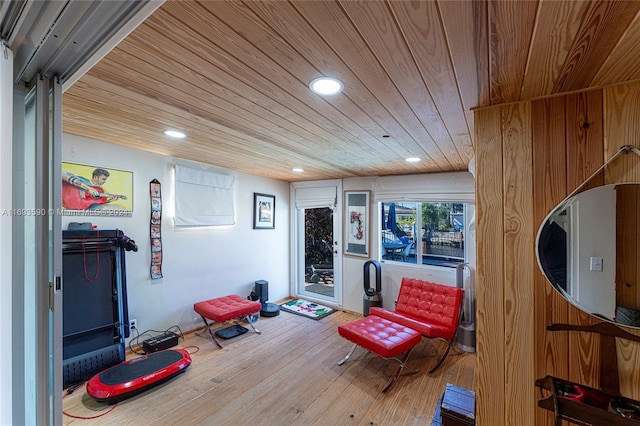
[{"x1": 61, "y1": 162, "x2": 133, "y2": 216}]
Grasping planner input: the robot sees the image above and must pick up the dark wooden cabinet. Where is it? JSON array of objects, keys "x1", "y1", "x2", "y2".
[
  {"x1": 537, "y1": 376, "x2": 640, "y2": 425},
  {"x1": 537, "y1": 322, "x2": 640, "y2": 425}
]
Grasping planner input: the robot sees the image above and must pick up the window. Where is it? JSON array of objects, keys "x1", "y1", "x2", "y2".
[
  {"x1": 174, "y1": 165, "x2": 235, "y2": 226},
  {"x1": 374, "y1": 171, "x2": 474, "y2": 268},
  {"x1": 380, "y1": 201, "x2": 466, "y2": 267}
]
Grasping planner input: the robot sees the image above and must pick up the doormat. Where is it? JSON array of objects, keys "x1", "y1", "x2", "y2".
[{"x1": 279, "y1": 299, "x2": 335, "y2": 320}]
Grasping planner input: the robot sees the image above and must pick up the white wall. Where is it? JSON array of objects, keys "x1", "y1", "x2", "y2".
[
  {"x1": 341, "y1": 177, "x2": 374, "y2": 313},
  {"x1": 568, "y1": 185, "x2": 616, "y2": 319},
  {"x1": 63, "y1": 134, "x2": 290, "y2": 335},
  {"x1": 340, "y1": 177, "x2": 461, "y2": 314}
]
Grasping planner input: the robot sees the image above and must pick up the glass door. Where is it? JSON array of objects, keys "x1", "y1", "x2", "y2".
[
  {"x1": 302, "y1": 207, "x2": 336, "y2": 299},
  {"x1": 15, "y1": 75, "x2": 62, "y2": 425},
  {"x1": 293, "y1": 181, "x2": 342, "y2": 307}
]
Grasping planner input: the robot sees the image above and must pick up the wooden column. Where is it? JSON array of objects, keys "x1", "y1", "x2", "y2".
[{"x1": 475, "y1": 81, "x2": 640, "y2": 425}]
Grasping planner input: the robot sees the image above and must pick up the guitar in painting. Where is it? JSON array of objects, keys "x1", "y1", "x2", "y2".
[{"x1": 62, "y1": 169, "x2": 126, "y2": 211}]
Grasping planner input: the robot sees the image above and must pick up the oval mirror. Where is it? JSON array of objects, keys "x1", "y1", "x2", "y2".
[{"x1": 536, "y1": 183, "x2": 640, "y2": 328}]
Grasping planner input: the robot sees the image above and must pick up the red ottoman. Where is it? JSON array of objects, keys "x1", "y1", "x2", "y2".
[
  {"x1": 194, "y1": 294, "x2": 262, "y2": 348},
  {"x1": 337, "y1": 315, "x2": 422, "y2": 392}
]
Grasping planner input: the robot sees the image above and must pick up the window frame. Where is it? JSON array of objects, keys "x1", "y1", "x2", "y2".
[{"x1": 379, "y1": 201, "x2": 468, "y2": 268}]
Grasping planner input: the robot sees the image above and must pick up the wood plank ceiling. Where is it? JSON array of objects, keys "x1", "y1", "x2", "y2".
[{"x1": 62, "y1": 0, "x2": 640, "y2": 182}]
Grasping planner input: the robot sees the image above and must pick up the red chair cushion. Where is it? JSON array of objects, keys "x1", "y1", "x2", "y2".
[
  {"x1": 193, "y1": 294, "x2": 261, "y2": 322},
  {"x1": 338, "y1": 315, "x2": 421, "y2": 358},
  {"x1": 369, "y1": 278, "x2": 463, "y2": 340},
  {"x1": 368, "y1": 307, "x2": 452, "y2": 340}
]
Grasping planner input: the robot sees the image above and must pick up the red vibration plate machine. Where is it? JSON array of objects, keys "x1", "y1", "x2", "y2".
[{"x1": 86, "y1": 348, "x2": 192, "y2": 404}]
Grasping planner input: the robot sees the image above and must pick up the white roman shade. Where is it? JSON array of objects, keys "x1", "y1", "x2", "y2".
[
  {"x1": 294, "y1": 186, "x2": 337, "y2": 209},
  {"x1": 374, "y1": 171, "x2": 475, "y2": 203},
  {"x1": 174, "y1": 165, "x2": 235, "y2": 226}
]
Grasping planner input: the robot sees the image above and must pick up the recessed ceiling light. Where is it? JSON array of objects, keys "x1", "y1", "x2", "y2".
[
  {"x1": 405, "y1": 157, "x2": 421, "y2": 163},
  {"x1": 309, "y1": 77, "x2": 344, "y2": 96},
  {"x1": 292, "y1": 168, "x2": 304, "y2": 173},
  {"x1": 164, "y1": 130, "x2": 186, "y2": 139}
]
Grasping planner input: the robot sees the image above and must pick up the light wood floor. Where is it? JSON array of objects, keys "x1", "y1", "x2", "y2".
[{"x1": 63, "y1": 308, "x2": 476, "y2": 425}]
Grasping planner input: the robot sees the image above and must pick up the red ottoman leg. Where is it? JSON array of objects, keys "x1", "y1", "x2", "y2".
[
  {"x1": 381, "y1": 347, "x2": 419, "y2": 393},
  {"x1": 197, "y1": 314, "x2": 223, "y2": 349},
  {"x1": 337, "y1": 343, "x2": 358, "y2": 366}
]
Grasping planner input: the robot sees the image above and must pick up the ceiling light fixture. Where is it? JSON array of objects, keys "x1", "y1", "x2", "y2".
[
  {"x1": 164, "y1": 129, "x2": 186, "y2": 139},
  {"x1": 405, "y1": 157, "x2": 421, "y2": 163},
  {"x1": 309, "y1": 77, "x2": 344, "y2": 96},
  {"x1": 292, "y1": 168, "x2": 304, "y2": 173}
]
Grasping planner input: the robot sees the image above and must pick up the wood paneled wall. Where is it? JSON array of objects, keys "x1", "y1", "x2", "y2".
[
  {"x1": 616, "y1": 184, "x2": 640, "y2": 310},
  {"x1": 475, "y1": 81, "x2": 640, "y2": 425}
]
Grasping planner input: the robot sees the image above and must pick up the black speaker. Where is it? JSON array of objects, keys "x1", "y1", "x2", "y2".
[
  {"x1": 254, "y1": 280, "x2": 280, "y2": 317},
  {"x1": 254, "y1": 280, "x2": 269, "y2": 303}
]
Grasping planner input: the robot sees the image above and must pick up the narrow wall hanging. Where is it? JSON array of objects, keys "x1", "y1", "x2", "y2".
[
  {"x1": 150, "y1": 179, "x2": 163, "y2": 279},
  {"x1": 344, "y1": 191, "x2": 369, "y2": 257}
]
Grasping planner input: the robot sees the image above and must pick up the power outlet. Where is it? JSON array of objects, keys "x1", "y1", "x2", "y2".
[{"x1": 129, "y1": 319, "x2": 137, "y2": 330}]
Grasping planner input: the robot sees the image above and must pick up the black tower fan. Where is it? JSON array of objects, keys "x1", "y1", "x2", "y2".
[
  {"x1": 363, "y1": 260, "x2": 382, "y2": 316},
  {"x1": 254, "y1": 280, "x2": 280, "y2": 317}
]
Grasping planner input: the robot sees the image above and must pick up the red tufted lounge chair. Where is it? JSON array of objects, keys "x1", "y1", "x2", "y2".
[{"x1": 369, "y1": 277, "x2": 464, "y2": 374}]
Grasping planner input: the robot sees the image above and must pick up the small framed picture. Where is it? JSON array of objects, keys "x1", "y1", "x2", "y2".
[
  {"x1": 253, "y1": 193, "x2": 275, "y2": 229},
  {"x1": 344, "y1": 191, "x2": 370, "y2": 256}
]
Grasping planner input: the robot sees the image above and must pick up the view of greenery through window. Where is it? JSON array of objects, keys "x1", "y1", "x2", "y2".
[
  {"x1": 380, "y1": 202, "x2": 465, "y2": 267},
  {"x1": 304, "y1": 207, "x2": 334, "y2": 288}
]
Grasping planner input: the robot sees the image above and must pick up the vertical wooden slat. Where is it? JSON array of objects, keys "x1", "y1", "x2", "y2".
[
  {"x1": 532, "y1": 96, "x2": 570, "y2": 426},
  {"x1": 475, "y1": 106, "x2": 505, "y2": 425},
  {"x1": 565, "y1": 305, "x2": 600, "y2": 390},
  {"x1": 637, "y1": 189, "x2": 640, "y2": 310},
  {"x1": 565, "y1": 90, "x2": 604, "y2": 390},
  {"x1": 501, "y1": 101, "x2": 535, "y2": 425},
  {"x1": 604, "y1": 82, "x2": 640, "y2": 183},
  {"x1": 617, "y1": 332, "x2": 640, "y2": 400},
  {"x1": 606, "y1": 82, "x2": 640, "y2": 337},
  {"x1": 565, "y1": 90, "x2": 604, "y2": 193},
  {"x1": 615, "y1": 185, "x2": 640, "y2": 309},
  {"x1": 604, "y1": 81, "x2": 640, "y2": 400}
]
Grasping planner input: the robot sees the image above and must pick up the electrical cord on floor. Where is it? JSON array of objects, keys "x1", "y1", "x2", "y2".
[
  {"x1": 128, "y1": 325, "x2": 146, "y2": 355},
  {"x1": 164, "y1": 325, "x2": 199, "y2": 354},
  {"x1": 128, "y1": 324, "x2": 188, "y2": 355},
  {"x1": 62, "y1": 382, "x2": 119, "y2": 420},
  {"x1": 167, "y1": 325, "x2": 185, "y2": 341},
  {"x1": 182, "y1": 345, "x2": 200, "y2": 355}
]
